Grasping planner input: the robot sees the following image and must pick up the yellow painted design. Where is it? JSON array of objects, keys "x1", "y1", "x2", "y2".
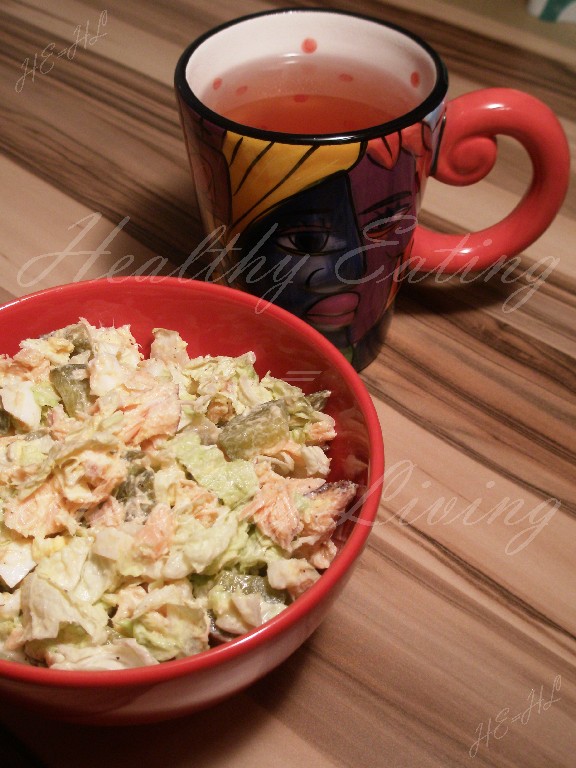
[{"x1": 222, "y1": 132, "x2": 363, "y2": 241}]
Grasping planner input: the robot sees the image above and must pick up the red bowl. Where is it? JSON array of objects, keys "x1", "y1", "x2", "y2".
[{"x1": 0, "y1": 277, "x2": 384, "y2": 724}]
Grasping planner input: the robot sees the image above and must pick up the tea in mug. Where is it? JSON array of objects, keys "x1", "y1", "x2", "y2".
[{"x1": 206, "y1": 54, "x2": 417, "y2": 134}]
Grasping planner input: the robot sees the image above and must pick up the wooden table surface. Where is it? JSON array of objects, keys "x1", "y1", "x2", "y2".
[{"x1": 0, "y1": 1, "x2": 575, "y2": 766}]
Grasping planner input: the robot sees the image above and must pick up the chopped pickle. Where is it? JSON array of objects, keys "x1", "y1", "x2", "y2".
[
  {"x1": 49, "y1": 364, "x2": 91, "y2": 417},
  {"x1": 218, "y1": 391, "x2": 330, "y2": 459},
  {"x1": 23, "y1": 429, "x2": 48, "y2": 441},
  {"x1": 217, "y1": 399, "x2": 290, "y2": 460},
  {"x1": 113, "y1": 464, "x2": 155, "y2": 517},
  {"x1": 213, "y1": 570, "x2": 286, "y2": 603},
  {"x1": 305, "y1": 390, "x2": 330, "y2": 413},
  {"x1": 123, "y1": 449, "x2": 146, "y2": 462},
  {"x1": 0, "y1": 408, "x2": 12, "y2": 435},
  {"x1": 53, "y1": 322, "x2": 92, "y2": 356},
  {"x1": 284, "y1": 390, "x2": 331, "y2": 427},
  {"x1": 206, "y1": 570, "x2": 286, "y2": 646}
]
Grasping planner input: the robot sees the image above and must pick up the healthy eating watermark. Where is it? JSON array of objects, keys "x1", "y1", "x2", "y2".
[
  {"x1": 15, "y1": 10, "x2": 108, "y2": 93},
  {"x1": 16, "y1": 212, "x2": 559, "y2": 316},
  {"x1": 13, "y1": 213, "x2": 562, "y2": 555}
]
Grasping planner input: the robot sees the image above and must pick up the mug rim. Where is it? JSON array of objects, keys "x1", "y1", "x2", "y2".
[{"x1": 174, "y1": 7, "x2": 449, "y2": 145}]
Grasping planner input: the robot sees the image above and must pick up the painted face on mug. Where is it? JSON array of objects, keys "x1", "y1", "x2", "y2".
[
  {"x1": 236, "y1": 173, "x2": 362, "y2": 350},
  {"x1": 236, "y1": 140, "x2": 418, "y2": 355}
]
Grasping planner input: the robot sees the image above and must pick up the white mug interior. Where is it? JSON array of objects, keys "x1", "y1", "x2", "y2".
[{"x1": 183, "y1": 9, "x2": 445, "y2": 137}]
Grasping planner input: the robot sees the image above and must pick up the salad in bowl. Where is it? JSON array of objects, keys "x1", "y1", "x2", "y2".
[{"x1": 0, "y1": 319, "x2": 356, "y2": 671}]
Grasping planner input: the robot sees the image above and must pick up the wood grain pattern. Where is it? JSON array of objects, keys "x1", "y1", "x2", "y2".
[{"x1": 0, "y1": 1, "x2": 574, "y2": 766}]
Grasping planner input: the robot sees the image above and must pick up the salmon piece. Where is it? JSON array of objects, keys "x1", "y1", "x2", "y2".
[
  {"x1": 239, "y1": 483, "x2": 300, "y2": 551},
  {"x1": 5, "y1": 347, "x2": 51, "y2": 381},
  {"x1": 133, "y1": 503, "x2": 174, "y2": 559},
  {"x1": 301, "y1": 481, "x2": 357, "y2": 536},
  {"x1": 206, "y1": 394, "x2": 234, "y2": 424},
  {"x1": 239, "y1": 465, "x2": 325, "y2": 550},
  {"x1": 118, "y1": 380, "x2": 181, "y2": 445},
  {"x1": 84, "y1": 496, "x2": 125, "y2": 528},
  {"x1": 4, "y1": 478, "x2": 78, "y2": 539},
  {"x1": 291, "y1": 480, "x2": 358, "y2": 559},
  {"x1": 174, "y1": 479, "x2": 222, "y2": 527},
  {"x1": 47, "y1": 404, "x2": 82, "y2": 441},
  {"x1": 304, "y1": 416, "x2": 337, "y2": 444},
  {"x1": 108, "y1": 584, "x2": 148, "y2": 625},
  {"x1": 55, "y1": 449, "x2": 127, "y2": 507}
]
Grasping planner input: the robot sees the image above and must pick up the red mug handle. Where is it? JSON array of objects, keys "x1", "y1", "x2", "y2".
[{"x1": 412, "y1": 88, "x2": 570, "y2": 271}]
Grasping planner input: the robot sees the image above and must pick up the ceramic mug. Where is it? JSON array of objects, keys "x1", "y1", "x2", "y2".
[{"x1": 174, "y1": 8, "x2": 569, "y2": 370}]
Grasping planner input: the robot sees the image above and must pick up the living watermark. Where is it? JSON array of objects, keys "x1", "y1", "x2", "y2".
[
  {"x1": 337, "y1": 459, "x2": 560, "y2": 556},
  {"x1": 469, "y1": 675, "x2": 561, "y2": 758},
  {"x1": 15, "y1": 10, "x2": 108, "y2": 93}
]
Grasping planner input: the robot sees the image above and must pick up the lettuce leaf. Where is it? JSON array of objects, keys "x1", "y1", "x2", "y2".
[{"x1": 173, "y1": 432, "x2": 258, "y2": 508}]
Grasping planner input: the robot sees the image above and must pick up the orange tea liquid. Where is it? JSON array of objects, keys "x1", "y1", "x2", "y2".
[{"x1": 207, "y1": 54, "x2": 416, "y2": 134}]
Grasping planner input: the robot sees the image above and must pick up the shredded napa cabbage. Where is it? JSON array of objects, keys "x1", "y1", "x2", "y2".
[{"x1": 0, "y1": 321, "x2": 357, "y2": 669}]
